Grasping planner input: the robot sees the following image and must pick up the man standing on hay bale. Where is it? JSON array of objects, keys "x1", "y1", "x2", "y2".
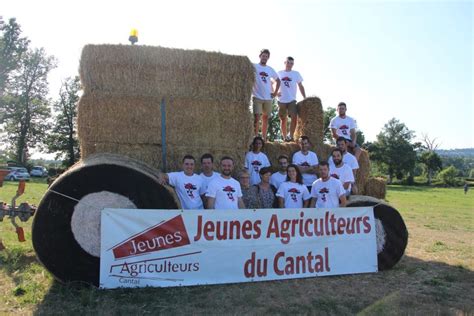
[
  {"x1": 206, "y1": 156, "x2": 245, "y2": 210},
  {"x1": 329, "y1": 148, "x2": 354, "y2": 197},
  {"x1": 159, "y1": 155, "x2": 205, "y2": 209},
  {"x1": 278, "y1": 56, "x2": 306, "y2": 142},
  {"x1": 270, "y1": 155, "x2": 289, "y2": 190},
  {"x1": 252, "y1": 49, "x2": 280, "y2": 141},
  {"x1": 292, "y1": 136, "x2": 319, "y2": 192},
  {"x1": 330, "y1": 102, "x2": 362, "y2": 160},
  {"x1": 310, "y1": 161, "x2": 347, "y2": 208}
]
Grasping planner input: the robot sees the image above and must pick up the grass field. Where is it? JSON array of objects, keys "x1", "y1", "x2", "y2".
[{"x1": 0, "y1": 181, "x2": 473, "y2": 315}]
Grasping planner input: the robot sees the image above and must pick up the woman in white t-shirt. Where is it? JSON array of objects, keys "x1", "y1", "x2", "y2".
[
  {"x1": 245, "y1": 136, "x2": 271, "y2": 185},
  {"x1": 276, "y1": 164, "x2": 311, "y2": 209}
]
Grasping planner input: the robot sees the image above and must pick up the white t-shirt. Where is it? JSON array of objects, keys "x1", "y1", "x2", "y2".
[
  {"x1": 253, "y1": 63, "x2": 278, "y2": 100},
  {"x1": 278, "y1": 70, "x2": 303, "y2": 103},
  {"x1": 329, "y1": 152, "x2": 359, "y2": 171},
  {"x1": 270, "y1": 172, "x2": 287, "y2": 190},
  {"x1": 200, "y1": 171, "x2": 220, "y2": 193},
  {"x1": 310, "y1": 177, "x2": 345, "y2": 208},
  {"x1": 329, "y1": 115, "x2": 357, "y2": 141},
  {"x1": 276, "y1": 181, "x2": 311, "y2": 208},
  {"x1": 292, "y1": 151, "x2": 319, "y2": 186},
  {"x1": 168, "y1": 172, "x2": 205, "y2": 209},
  {"x1": 206, "y1": 176, "x2": 243, "y2": 210},
  {"x1": 245, "y1": 151, "x2": 271, "y2": 185},
  {"x1": 329, "y1": 164, "x2": 354, "y2": 195}
]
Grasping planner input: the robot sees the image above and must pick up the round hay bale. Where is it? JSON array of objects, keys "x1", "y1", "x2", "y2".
[
  {"x1": 364, "y1": 177, "x2": 387, "y2": 199},
  {"x1": 294, "y1": 97, "x2": 324, "y2": 144},
  {"x1": 347, "y1": 195, "x2": 408, "y2": 270},
  {"x1": 32, "y1": 154, "x2": 180, "y2": 286}
]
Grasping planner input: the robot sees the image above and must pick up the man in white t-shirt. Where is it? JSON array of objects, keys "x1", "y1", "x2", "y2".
[
  {"x1": 252, "y1": 49, "x2": 281, "y2": 141},
  {"x1": 329, "y1": 148, "x2": 354, "y2": 197},
  {"x1": 159, "y1": 155, "x2": 205, "y2": 209},
  {"x1": 310, "y1": 161, "x2": 347, "y2": 208},
  {"x1": 278, "y1": 56, "x2": 306, "y2": 142},
  {"x1": 206, "y1": 156, "x2": 245, "y2": 210},
  {"x1": 270, "y1": 155, "x2": 289, "y2": 190},
  {"x1": 329, "y1": 102, "x2": 361, "y2": 160},
  {"x1": 292, "y1": 136, "x2": 319, "y2": 192},
  {"x1": 199, "y1": 153, "x2": 220, "y2": 204},
  {"x1": 329, "y1": 137, "x2": 360, "y2": 193}
]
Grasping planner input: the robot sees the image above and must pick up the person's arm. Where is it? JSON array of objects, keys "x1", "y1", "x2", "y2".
[
  {"x1": 331, "y1": 128, "x2": 339, "y2": 141},
  {"x1": 158, "y1": 173, "x2": 169, "y2": 185},
  {"x1": 278, "y1": 197, "x2": 284, "y2": 208},
  {"x1": 298, "y1": 82, "x2": 306, "y2": 99},
  {"x1": 303, "y1": 199, "x2": 310, "y2": 208},
  {"x1": 201, "y1": 194, "x2": 208, "y2": 208},
  {"x1": 350, "y1": 128, "x2": 357, "y2": 147},
  {"x1": 238, "y1": 197, "x2": 245, "y2": 209},
  {"x1": 342, "y1": 182, "x2": 351, "y2": 190},
  {"x1": 272, "y1": 78, "x2": 281, "y2": 97},
  {"x1": 339, "y1": 195, "x2": 347, "y2": 207},
  {"x1": 207, "y1": 197, "x2": 216, "y2": 209},
  {"x1": 309, "y1": 198, "x2": 316, "y2": 208}
]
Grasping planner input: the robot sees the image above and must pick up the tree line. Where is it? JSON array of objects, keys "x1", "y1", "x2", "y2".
[{"x1": 0, "y1": 17, "x2": 80, "y2": 168}]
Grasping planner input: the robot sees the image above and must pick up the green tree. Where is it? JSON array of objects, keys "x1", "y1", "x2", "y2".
[
  {"x1": 438, "y1": 166, "x2": 459, "y2": 186},
  {"x1": 419, "y1": 151, "x2": 443, "y2": 185},
  {"x1": 356, "y1": 130, "x2": 365, "y2": 147},
  {"x1": 0, "y1": 47, "x2": 57, "y2": 165},
  {"x1": 266, "y1": 100, "x2": 281, "y2": 142},
  {"x1": 45, "y1": 76, "x2": 81, "y2": 167},
  {"x1": 368, "y1": 118, "x2": 417, "y2": 183},
  {"x1": 323, "y1": 106, "x2": 336, "y2": 143},
  {"x1": 0, "y1": 17, "x2": 29, "y2": 96}
]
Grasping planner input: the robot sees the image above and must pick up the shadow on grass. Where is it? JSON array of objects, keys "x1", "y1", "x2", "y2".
[
  {"x1": 386, "y1": 185, "x2": 432, "y2": 192},
  {"x1": 0, "y1": 247, "x2": 38, "y2": 286},
  {"x1": 32, "y1": 256, "x2": 474, "y2": 315}
]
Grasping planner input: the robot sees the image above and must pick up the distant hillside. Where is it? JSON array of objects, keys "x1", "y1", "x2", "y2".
[{"x1": 436, "y1": 148, "x2": 474, "y2": 158}]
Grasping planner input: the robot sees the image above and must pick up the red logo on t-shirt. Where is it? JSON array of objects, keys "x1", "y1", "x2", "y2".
[
  {"x1": 288, "y1": 187, "x2": 301, "y2": 202},
  {"x1": 340, "y1": 124, "x2": 349, "y2": 135},
  {"x1": 331, "y1": 174, "x2": 340, "y2": 180},
  {"x1": 281, "y1": 76, "x2": 292, "y2": 88},
  {"x1": 251, "y1": 160, "x2": 262, "y2": 172},
  {"x1": 223, "y1": 185, "x2": 236, "y2": 201},
  {"x1": 300, "y1": 162, "x2": 310, "y2": 167},
  {"x1": 319, "y1": 187, "x2": 329, "y2": 202},
  {"x1": 259, "y1": 71, "x2": 269, "y2": 83},
  {"x1": 184, "y1": 183, "x2": 197, "y2": 198}
]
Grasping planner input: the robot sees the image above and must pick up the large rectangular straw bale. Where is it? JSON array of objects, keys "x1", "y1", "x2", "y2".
[
  {"x1": 80, "y1": 45, "x2": 254, "y2": 102},
  {"x1": 80, "y1": 141, "x2": 247, "y2": 173},
  {"x1": 364, "y1": 177, "x2": 387, "y2": 199},
  {"x1": 355, "y1": 149, "x2": 370, "y2": 195},
  {"x1": 294, "y1": 97, "x2": 324, "y2": 145},
  {"x1": 77, "y1": 93, "x2": 254, "y2": 150}
]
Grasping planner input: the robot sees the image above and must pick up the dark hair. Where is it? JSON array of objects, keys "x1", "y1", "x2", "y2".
[
  {"x1": 182, "y1": 155, "x2": 195, "y2": 162},
  {"x1": 259, "y1": 166, "x2": 272, "y2": 176},
  {"x1": 337, "y1": 102, "x2": 347, "y2": 108},
  {"x1": 319, "y1": 161, "x2": 330, "y2": 168},
  {"x1": 332, "y1": 148, "x2": 343, "y2": 157},
  {"x1": 277, "y1": 155, "x2": 289, "y2": 162},
  {"x1": 286, "y1": 164, "x2": 303, "y2": 185},
  {"x1": 286, "y1": 56, "x2": 294, "y2": 61},
  {"x1": 299, "y1": 135, "x2": 311, "y2": 144},
  {"x1": 336, "y1": 136, "x2": 348, "y2": 144},
  {"x1": 250, "y1": 136, "x2": 265, "y2": 151},
  {"x1": 200, "y1": 153, "x2": 214, "y2": 163},
  {"x1": 220, "y1": 156, "x2": 234, "y2": 163},
  {"x1": 260, "y1": 49, "x2": 270, "y2": 56}
]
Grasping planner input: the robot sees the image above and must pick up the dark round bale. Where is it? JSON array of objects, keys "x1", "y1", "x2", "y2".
[
  {"x1": 32, "y1": 154, "x2": 180, "y2": 286},
  {"x1": 347, "y1": 195, "x2": 408, "y2": 270}
]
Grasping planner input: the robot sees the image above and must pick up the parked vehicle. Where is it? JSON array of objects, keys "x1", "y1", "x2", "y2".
[
  {"x1": 30, "y1": 166, "x2": 48, "y2": 177},
  {"x1": 4, "y1": 167, "x2": 30, "y2": 181}
]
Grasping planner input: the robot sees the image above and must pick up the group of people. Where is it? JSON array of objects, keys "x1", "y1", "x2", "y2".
[
  {"x1": 159, "y1": 134, "x2": 360, "y2": 211},
  {"x1": 157, "y1": 48, "x2": 363, "y2": 211}
]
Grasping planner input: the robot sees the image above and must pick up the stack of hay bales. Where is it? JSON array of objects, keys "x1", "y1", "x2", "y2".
[
  {"x1": 294, "y1": 97, "x2": 324, "y2": 146},
  {"x1": 78, "y1": 45, "x2": 254, "y2": 171},
  {"x1": 364, "y1": 177, "x2": 387, "y2": 199}
]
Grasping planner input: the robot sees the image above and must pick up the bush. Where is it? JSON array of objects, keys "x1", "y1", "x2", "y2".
[{"x1": 438, "y1": 166, "x2": 460, "y2": 186}]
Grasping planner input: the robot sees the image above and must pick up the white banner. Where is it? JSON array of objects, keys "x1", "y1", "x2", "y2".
[{"x1": 100, "y1": 207, "x2": 377, "y2": 289}]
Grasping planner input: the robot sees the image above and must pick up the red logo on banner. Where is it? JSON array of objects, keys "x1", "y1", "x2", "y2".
[{"x1": 112, "y1": 215, "x2": 191, "y2": 259}]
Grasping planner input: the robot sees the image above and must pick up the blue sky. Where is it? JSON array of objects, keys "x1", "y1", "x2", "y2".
[{"x1": 3, "y1": 0, "x2": 473, "y2": 152}]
